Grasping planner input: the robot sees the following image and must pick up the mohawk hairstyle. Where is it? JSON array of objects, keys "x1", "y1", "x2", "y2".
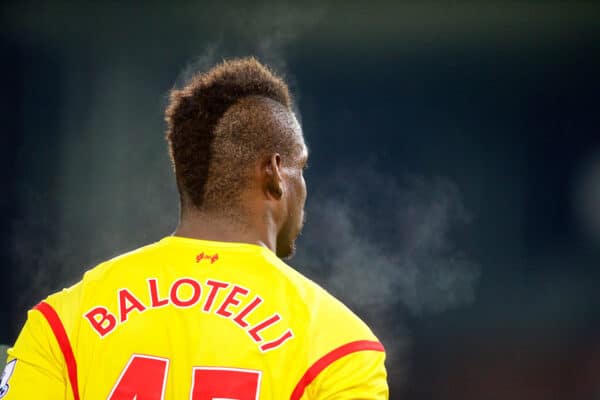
[{"x1": 165, "y1": 57, "x2": 294, "y2": 210}]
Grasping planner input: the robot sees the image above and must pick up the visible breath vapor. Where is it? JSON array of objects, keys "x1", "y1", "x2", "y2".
[
  {"x1": 296, "y1": 167, "x2": 479, "y2": 315},
  {"x1": 293, "y1": 166, "x2": 479, "y2": 371}
]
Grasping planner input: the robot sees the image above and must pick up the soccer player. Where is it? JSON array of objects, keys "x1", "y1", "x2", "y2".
[{"x1": 2, "y1": 58, "x2": 388, "y2": 399}]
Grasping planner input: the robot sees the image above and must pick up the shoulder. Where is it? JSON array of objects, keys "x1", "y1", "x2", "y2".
[
  {"x1": 40, "y1": 241, "x2": 163, "y2": 330},
  {"x1": 81, "y1": 241, "x2": 163, "y2": 284},
  {"x1": 270, "y1": 258, "x2": 388, "y2": 399},
  {"x1": 267, "y1": 253, "x2": 380, "y2": 345}
]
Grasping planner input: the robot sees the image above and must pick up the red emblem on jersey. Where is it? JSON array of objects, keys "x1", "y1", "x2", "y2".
[{"x1": 196, "y1": 252, "x2": 219, "y2": 264}]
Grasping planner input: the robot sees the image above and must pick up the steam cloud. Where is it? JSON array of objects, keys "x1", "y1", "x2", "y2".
[
  {"x1": 293, "y1": 166, "x2": 480, "y2": 377},
  {"x1": 295, "y1": 167, "x2": 479, "y2": 315}
]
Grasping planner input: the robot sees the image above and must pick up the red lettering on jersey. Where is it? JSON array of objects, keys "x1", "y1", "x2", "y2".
[
  {"x1": 82, "y1": 277, "x2": 295, "y2": 352},
  {"x1": 260, "y1": 329, "x2": 294, "y2": 352},
  {"x1": 84, "y1": 306, "x2": 117, "y2": 337},
  {"x1": 248, "y1": 314, "x2": 281, "y2": 342},
  {"x1": 148, "y1": 278, "x2": 169, "y2": 307},
  {"x1": 233, "y1": 296, "x2": 263, "y2": 328},
  {"x1": 216, "y1": 285, "x2": 249, "y2": 318},
  {"x1": 170, "y1": 278, "x2": 202, "y2": 307},
  {"x1": 119, "y1": 289, "x2": 147, "y2": 322},
  {"x1": 203, "y1": 280, "x2": 229, "y2": 312}
]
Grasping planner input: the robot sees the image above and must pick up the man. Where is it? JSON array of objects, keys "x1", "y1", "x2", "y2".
[{"x1": 3, "y1": 57, "x2": 388, "y2": 399}]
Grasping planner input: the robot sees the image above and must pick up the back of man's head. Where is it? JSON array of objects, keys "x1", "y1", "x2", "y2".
[{"x1": 165, "y1": 57, "x2": 301, "y2": 214}]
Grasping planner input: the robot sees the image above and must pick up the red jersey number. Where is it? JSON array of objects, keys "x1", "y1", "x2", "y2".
[
  {"x1": 191, "y1": 367, "x2": 261, "y2": 400},
  {"x1": 108, "y1": 355, "x2": 168, "y2": 400},
  {"x1": 108, "y1": 355, "x2": 261, "y2": 400}
]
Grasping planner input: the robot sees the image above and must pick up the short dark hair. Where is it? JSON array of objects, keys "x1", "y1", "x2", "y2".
[{"x1": 165, "y1": 57, "x2": 297, "y2": 211}]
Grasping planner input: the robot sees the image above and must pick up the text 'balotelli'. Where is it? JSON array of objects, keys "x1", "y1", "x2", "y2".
[{"x1": 83, "y1": 277, "x2": 294, "y2": 352}]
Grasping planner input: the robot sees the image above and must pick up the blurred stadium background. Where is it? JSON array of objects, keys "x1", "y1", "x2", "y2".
[{"x1": 2, "y1": 1, "x2": 600, "y2": 398}]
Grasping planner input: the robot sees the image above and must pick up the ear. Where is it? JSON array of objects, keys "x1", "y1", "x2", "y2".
[{"x1": 263, "y1": 153, "x2": 284, "y2": 200}]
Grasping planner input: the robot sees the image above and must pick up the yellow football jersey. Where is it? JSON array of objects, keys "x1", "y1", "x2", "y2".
[{"x1": 3, "y1": 236, "x2": 388, "y2": 399}]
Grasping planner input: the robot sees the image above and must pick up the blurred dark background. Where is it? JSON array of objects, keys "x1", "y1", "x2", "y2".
[{"x1": 2, "y1": 1, "x2": 600, "y2": 399}]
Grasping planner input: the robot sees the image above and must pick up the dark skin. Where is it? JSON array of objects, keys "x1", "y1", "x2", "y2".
[{"x1": 174, "y1": 107, "x2": 308, "y2": 259}]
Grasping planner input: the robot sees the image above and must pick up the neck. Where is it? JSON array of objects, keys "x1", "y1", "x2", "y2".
[{"x1": 173, "y1": 206, "x2": 279, "y2": 253}]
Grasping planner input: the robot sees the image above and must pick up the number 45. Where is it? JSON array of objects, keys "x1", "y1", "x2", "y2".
[{"x1": 108, "y1": 354, "x2": 261, "y2": 400}]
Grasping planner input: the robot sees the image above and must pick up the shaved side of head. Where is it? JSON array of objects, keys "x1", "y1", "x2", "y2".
[{"x1": 204, "y1": 96, "x2": 304, "y2": 213}]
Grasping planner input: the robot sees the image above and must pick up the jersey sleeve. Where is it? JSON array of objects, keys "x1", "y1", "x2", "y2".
[
  {"x1": 291, "y1": 282, "x2": 389, "y2": 400},
  {"x1": 307, "y1": 347, "x2": 388, "y2": 400},
  {"x1": 2, "y1": 307, "x2": 68, "y2": 399}
]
